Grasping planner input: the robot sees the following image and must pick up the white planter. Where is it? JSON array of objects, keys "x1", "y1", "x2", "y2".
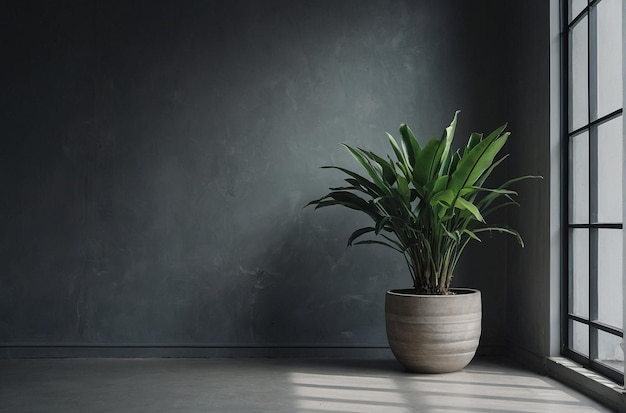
[{"x1": 385, "y1": 288, "x2": 482, "y2": 373}]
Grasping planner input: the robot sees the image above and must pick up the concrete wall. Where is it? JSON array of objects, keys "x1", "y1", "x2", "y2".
[
  {"x1": 504, "y1": 0, "x2": 554, "y2": 362},
  {"x1": 0, "y1": 0, "x2": 510, "y2": 356}
]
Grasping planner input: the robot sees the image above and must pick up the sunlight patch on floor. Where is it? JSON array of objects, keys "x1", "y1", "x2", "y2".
[
  {"x1": 290, "y1": 372, "x2": 410, "y2": 413},
  {"x1": 410, "y1": 379, "x2": 581, "y2": 403},
  {"x1": 289, "y1": 372, "x2": 400, "y2": 390},
  {"x1": 418, "y1": 393, "x2": 606, "y2": 413},
  {"x1": 289, "y1": 367, "x2": 610, "y2": 413}
]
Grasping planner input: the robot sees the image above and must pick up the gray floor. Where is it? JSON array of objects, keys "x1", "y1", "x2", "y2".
[{"x1": 0, "y1": 357, "x2": 616, "y2": 412}]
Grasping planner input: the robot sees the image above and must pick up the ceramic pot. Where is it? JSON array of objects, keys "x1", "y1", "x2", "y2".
[{"x1": 385, "y1": 288, "x2": 482, "y2": 373}]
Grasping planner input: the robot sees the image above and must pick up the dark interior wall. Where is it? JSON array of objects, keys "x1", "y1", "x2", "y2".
[
  {"x1": 1, "y1": 0, "x2": 509, "y2": 354},
  {"x1": 504, "y1": 0, "x2": 553, "y2": 360}
]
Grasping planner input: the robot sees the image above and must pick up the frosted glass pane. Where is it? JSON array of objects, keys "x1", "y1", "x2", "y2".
[
  {"x1": 571, "y1": 229, "x2": 589, "y2": 318},
  {"x1": 571, "y1": 320, "x2": 589, "y2": 356},
  {"x1": 597, "y1": 116, "x2": 623, "y2": 223},
  {"x1": 570, "y1": 132, "x2": 589, "y2": 224},
  {"x1": 597, "y1": 229, "x2": 623, "y2": 328},
  {"x1": 569, "y1": 16, "x2": 589, "y2": 132},
  {"x1": 569, "y1": 0, "x2": 587, "y2": 22},
  {"x1": 596, "y1": 330, "x2": 624, "y2": 372},
  {"x1": 596, "y1": 0, "x2": 623, "y2": 117}
]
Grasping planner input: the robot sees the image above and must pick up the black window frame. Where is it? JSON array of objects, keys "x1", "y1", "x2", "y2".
[{"x1": 561, "y1": 0, "x2": 624, "y2": 385}]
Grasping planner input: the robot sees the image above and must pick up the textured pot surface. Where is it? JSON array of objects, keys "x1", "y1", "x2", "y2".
[{"x1": 385, "y1": 288, "x2": 482, "y2": 373}]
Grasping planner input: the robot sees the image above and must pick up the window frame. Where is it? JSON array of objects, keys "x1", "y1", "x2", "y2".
[{"x1": 561, "y1": 0, "x2": 624, "y2": 385}]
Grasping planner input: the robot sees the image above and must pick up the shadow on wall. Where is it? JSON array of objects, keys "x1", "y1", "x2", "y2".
[{"x1": 209, "y1": 207, "x2": 404, "y2": 348}]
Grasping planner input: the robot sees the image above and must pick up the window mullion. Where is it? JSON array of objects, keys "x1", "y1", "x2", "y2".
[
  {"x1": 622, "y1": 0, "x2": 626, "y2": 378},
  {"x1": 587, "y1": 2, "x2": 599, "y2": 363}
]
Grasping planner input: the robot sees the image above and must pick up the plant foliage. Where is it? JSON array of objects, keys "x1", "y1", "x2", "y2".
[{"x1": 306, "y1": 111, "x2": 540, "y2": 295}]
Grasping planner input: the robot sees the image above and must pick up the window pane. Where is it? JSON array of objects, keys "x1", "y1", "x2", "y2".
[
  {"x1": 569, "y1": 0, "x2": 587, "y2": 23},
  {"x1": 571, "y1": 320, "x2": 590, "y2": 356},
  {"x1": 569, "y1": 16, "x2": 589, "y2": 132},
  {"x1": 596, "y1": 116, "x2": 623, "y2": 223},
  {"x1": 571, "y1": 229, "x2": 590, "y2": 318},
  {"x1": 597, "y1": 228, "x2": 623, "y2": 328},
  {"x1": 596, "y1": 329, "x2": 624, "y2": 373},
  {"x1": 570, "y1": 131, "x2": 589, "y2": 224},
  {"x1": 596, "y1": 0, "x2": 623, "y2": 117}
]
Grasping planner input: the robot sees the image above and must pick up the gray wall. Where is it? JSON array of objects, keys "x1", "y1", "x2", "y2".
[
  {"x1": 1, "y1": 0, "x2": 511, "y2": 356},
  {"x1": 505, "y1": 0, "x2": 554, "y2": 361}
]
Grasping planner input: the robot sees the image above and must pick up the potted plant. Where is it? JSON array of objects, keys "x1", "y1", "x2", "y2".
[{"x1": 306, "y1": 111, "x2": 539, "y2": 373}]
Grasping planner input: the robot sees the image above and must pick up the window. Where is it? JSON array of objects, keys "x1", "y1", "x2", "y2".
[{"x1": 563, "y1": 0, "x2": 624, "y2": 383}]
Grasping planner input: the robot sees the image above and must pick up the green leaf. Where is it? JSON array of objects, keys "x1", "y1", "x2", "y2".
[
  {"x1": 448, "y1": 149, "x2": 462, "y2": 176},
  {"x1": 474, "y1": 226, "x2": 525, "y2": 247},
  {"x1": 343, "y1": 144, "x2": 390, "y2": 193},
  {"x1": 399, "y1": 123, "x2": 421, "y2": 166},
  {"x1": 440, "y1": 223, "x2": 460, "y2": 243},
  {"x1": 462, "y1": 186, "x2": 517, "y2": 198},
  {"x1": 430, "y1": 189, "x2": 455, "y2": 220},
  {"x1": 473, "y1": 154, "x2": 509, "y2": 191},
  {"x1": 323, "y1": 166, "x2": 374, "y2": 189},
  {"x1": 363, "y1": 150, "x2": 397, "y2": 185},
  {"x1": 375, "y1": 216, "x2": 390, "y2": 234},
  {"x1": 342, "y1": 178, "x2": 375, "y2": 196},
  {"x1": 347, "y1": 227, "x2": 376, "y2": 246},
  {"x1": 394, "y1": 174, "x2": 410, "y2": 203},
  {"x1": 430, "y1": 189, "x2": 454, "y2": 208},
  {"x1": 463, "y1": 229, "x2": 481, "y2": 242},
  {"x1": 413, "y1": 137, "x2": 445, "y2": 186},
  {"x1": 432, "y1": 175, "x2": 449, "y2": 194},
  {"x1": 478, "y1": 174, "x2": 542, "y2": 210},
  {"x1": 438, "y1": 110, "x2": 459, "y2": 177},
  {"x1": 448, "y1": 127, "x2": 509, "y2": 195},
  {"x1": 352, "y1": 239, "x2": 404, "y2": 253},
  {"x1": 443, "y1": 149, "x2": 462, "y2": 190},
  {"x1": 307, "y1": 199, "x2": 345, "y2": 210},
  {"x1": 464, "y1": 132, "x2": 483, "y2": 157},
  {"x1": 455, "y1": 197, "x2": 484, "y2": 222},
  {"x1": 329, "y1": 185, "x2": 358, "y2": 191},
  {"x1": 325, "y1": 191, "x2": 377, "y2": 217},
  {"x1": 481, "y1": 200, "x2": 520, "y2": 218},
  {"x1": 387, "y1": 133, "x2": 408, "y2": 170},
  {"x1": 321, "y1": 165, "x2": 382, "y2": 199}
]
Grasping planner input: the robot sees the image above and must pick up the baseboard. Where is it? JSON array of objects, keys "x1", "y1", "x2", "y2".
[
  {"x1": 0, "y1": 341, "x2": 503, "y2": 359},
  {"x1": 0, "y1": 343, "x2": 396, "y2": 359}
]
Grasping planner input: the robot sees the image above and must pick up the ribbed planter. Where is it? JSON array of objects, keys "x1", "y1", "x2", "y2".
[{"x1": 385, "y1": 288, "x2": 482, "y2": 373}]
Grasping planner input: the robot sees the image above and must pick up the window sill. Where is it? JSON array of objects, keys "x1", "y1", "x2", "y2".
[{"x1": 547, "y1": 357, "x2": 625, "y2": 412}]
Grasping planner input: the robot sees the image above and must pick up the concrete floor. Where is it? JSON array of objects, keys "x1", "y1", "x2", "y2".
[{"x1": 0, "y1": 357, "x2": 615, "y2": 412}]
